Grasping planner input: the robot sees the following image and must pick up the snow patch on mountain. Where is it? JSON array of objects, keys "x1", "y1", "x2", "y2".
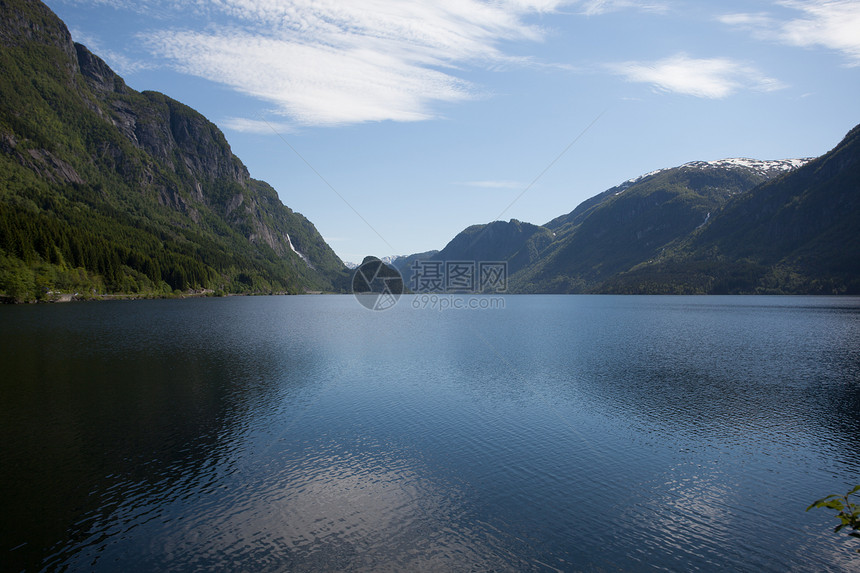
[
  {"x1": 683, "y1": 157, "x2": 813, "y2": 173},
  {"x1": 617, "y1": 167, "x2": 672, "y2": 193},
  {"x1": 344, "y1": 255, "x2": 401, "y2": 270},
  {"x1": 614, "y1": 157, "x2": 812, "y2": 196}
]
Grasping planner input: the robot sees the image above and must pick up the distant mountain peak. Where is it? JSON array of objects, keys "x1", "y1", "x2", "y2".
[
  {"x1": 344, "y1": 255, "x2": 402, "y2": 270},
  {"x1": 622, "y1": 157, "x2": 811, "y2": 189},
  {"x1": 391, "y1": 125, "x2": 858, "y2": 295},
  {"x1": 612, "y1": 157, "x2": 812, "y2": 198}
]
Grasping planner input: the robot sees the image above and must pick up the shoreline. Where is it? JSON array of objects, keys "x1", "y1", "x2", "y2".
[
  {"x1": 0, "y1": 290, "x2": 331, "y2": 304},
  {"x1": 3, "y1": 291, "x2": 858, "y2": 305}
]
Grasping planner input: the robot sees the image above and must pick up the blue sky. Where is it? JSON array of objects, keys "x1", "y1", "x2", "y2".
[{"x1": 48, "y1": 0, "x2": 860, "y2": 263}]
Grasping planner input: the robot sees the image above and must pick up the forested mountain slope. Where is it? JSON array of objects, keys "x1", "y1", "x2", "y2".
[
  {"x1": 603, "y1": 125, "x2": 860, "y2": 294},
  {"x1": 513, "y1": 158, "x2": 811, "y2": 292},
  {"x1": 0, "y1": 0, "x2": 348, "y2": 301},
  {"x1": 403, "y1": 123, "x2": 859, "y2": 294}
]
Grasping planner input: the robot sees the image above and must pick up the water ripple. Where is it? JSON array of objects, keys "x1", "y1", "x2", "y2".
[{"x1": 2, "y1": 296, "x2": 859, "y2": 571}]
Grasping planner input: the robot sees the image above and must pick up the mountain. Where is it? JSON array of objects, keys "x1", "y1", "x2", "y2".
[
  {"x1": 514, "y1": 157, "x2": 812, "y2": 292},
  {"x1": 388, "y1": 250, "x2": 438, "y2": 276},
  {"x1": 403, "y1": 137, "x2": 857, "y2": 294},
  {"x1": 545, "y1": 158, "x2": 808, "y2": 235},
  {"x1": 435, "y1": 220, "x2": 552, "y2": 272},
  {"x1": 604, "y1": 125, "x2": 860, "y2": 294},
  {"x1": 0, "y1": 0, "x2": 348, "y2": 301},
  {"x1": 435, "y1": 219, "x2": 552, "y2": 272},
  {"x1": 389, "y1": 220, "x2": 553, "y2": 292},
  {"x1": 344, "y1": 253, "x2": 438, "y2": 275}
]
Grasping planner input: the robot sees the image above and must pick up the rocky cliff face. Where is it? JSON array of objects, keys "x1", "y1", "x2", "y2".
[{"x1": 0, "y1": 0, "x2": 347, "y2": 296}]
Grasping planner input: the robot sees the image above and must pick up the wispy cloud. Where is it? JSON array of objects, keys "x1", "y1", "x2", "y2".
[
  {"x1": 148, "y1": 28, "x2": 476, "y2": 126},
  {"x1": 221, "y1": 117, "x2": 293, "y2": 134},
  {"x1": 720, "y1": 1, "x2": 860, "y2": 66},
  {"x1": 607, "y1": 53, "x2": 785, "y2": 98},
  {"x1": 134, "y1": 0, "x2": 580, "y2": 127},
  {"x1": 70, "y1": 0, "x2": 668, "y2": 126},
  {"x1": 455, "y1": 180, "x2": 525, "y2": 189},
  {"x1": 576, "y1": 0, "x2": 668, "y2": 16},
  {"x1": 718, "y1": 12, "x2": 775, "y2": 28}
]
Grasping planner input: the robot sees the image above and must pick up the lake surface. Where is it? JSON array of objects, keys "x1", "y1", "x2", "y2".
[{"x1": 2, "y1": 295, "x2": 859, "y2": 571}]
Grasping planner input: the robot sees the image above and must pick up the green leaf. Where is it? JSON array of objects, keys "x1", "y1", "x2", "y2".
[
  {"x1": 847, "y1": 485, "x2": 860, "y2": 496},
  {"x1": 822, "y1": 500, "x2": 845, "y2": 511},
  {"x1": 807, "y1": 495, "x2": 840, "y2": 511}
]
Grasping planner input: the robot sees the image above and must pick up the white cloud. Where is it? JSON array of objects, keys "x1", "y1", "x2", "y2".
[
  {"x1": 779, "y1": 0, "x2": 860, "y2": 64},
  {"x1": 608, "y1": 53, "x2": 785, "y2": 98},
  {"x1": 71, "y1": 0, "x2": 667, "y2": 126},
  {"x1": 138, "y1": 0, "x2": 577, "y2": 126},
  {"x1": 721, "y1": 1, "x2": 860, "y2": 66},
  {"x1": 147, "y1": 28, "x2": 477, "y2": 125}
]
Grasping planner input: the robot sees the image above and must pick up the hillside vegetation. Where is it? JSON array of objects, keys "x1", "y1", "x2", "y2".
[{"x1": 0, "y1": 0, "x2": 348, "y2": 302}]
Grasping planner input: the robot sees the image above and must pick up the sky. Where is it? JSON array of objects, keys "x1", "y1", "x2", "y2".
[{"x1": 47, "y1": 0, "x2": 860, "y2": 263}]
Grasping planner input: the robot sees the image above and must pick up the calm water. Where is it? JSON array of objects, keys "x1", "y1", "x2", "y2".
[{"x1": 1, "y1": 295, "x2": 859, "y2": 572}]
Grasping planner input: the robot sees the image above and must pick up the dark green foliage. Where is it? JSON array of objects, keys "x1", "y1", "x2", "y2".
[
  {"x1": 423, "y1": 128, "x2": 859, "y2": 294},
  {"x1": 0, "y1": 0, "x2": 348, "y2": 301},
  {"x1": 603, "y1": 127, "x2": 860, "y2": 294},
  {"x1": 512, "y1": 161, "x2": 794, "y2": 293},
  {"x1": 426, "y1": 219, "x2": 555, "y2": 277},
  {"x1": 807, "y1": 485, "x2": 860, "y2": 552}
]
